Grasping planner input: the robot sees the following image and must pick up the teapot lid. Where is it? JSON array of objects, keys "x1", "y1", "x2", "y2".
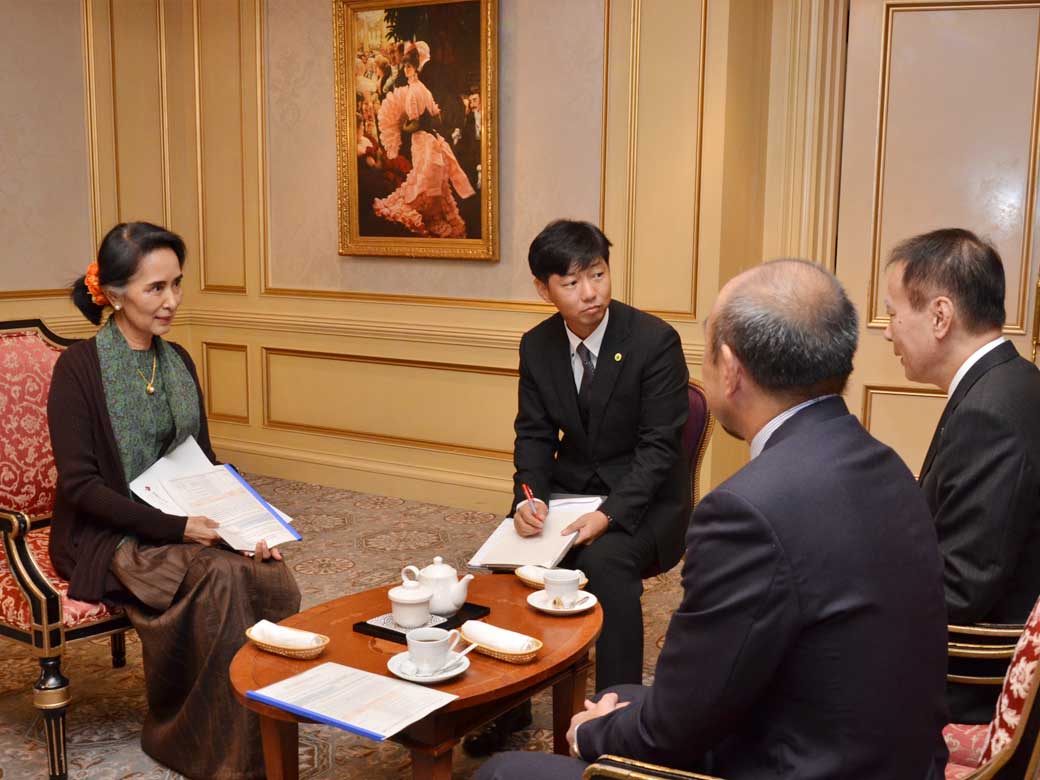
[
  {"x1": 388, "y1": 578, "x2": 432, "y2": 604},
  {"x1": 421, "y1": 556, "x2": 457, "y2": 577}
]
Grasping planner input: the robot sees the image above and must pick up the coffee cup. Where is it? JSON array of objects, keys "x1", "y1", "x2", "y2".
[
  {"x1": 542, "y1": 568, "x2": 582, "y2": 608},
  {"x1": 405, "y1": 626, "x2": 461, "y2": 675}
]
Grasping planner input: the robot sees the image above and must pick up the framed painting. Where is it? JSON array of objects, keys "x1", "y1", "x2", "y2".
[{"x1": 333, "y1": 0, "x2": 498, "y2": 260}]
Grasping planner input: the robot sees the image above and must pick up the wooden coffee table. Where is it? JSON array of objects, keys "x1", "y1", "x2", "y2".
[{"x1": 230, "y1": 573, "x2": 602, "y2": 780}]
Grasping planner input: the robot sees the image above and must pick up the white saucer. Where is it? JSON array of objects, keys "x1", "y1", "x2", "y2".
[
  {"x1": 387, "y1": 651, "x2": 470, "y2": 684},
  {"x1": 526, "y1": 589, "x2": 598, "y2": 615}
]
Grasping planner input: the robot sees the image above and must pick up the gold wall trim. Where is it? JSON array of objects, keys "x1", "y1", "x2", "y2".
[
  {"x1": 202, "y1": 341, "x2": 250, "y2": 424},
  {"x1": 262, "y1": 347, "x2": 516, "y2": 460},
  {"x1": 0, "y1": 290, "x2": 68, "y2": 301},
  {"x1": 182, "y1": 307, "x2": 705, "y2": 363},
  {"x1": 861, "y1": 383, "x2": 946, "y2": 429},
  {"x1": 192, "y1": 0, "x2": 248, "y2": 294},
  {"x1": 210, "y1": 435, "x2": 513, "y2": 493},
  {"x1": 186, "y1": 308, "x2": 525, "y2": 350},
  {"x1": 868, "y1": 1, "x2": 1040, "y2": 333},
  {"x1": 259, "y1": 285, "x2": 552, "y2": 312},
  {"x1": 157, "y1": 0, "x2": 172, "y2": 227},
  {"x1": 83, "y1": 0, "x2": 102, "y2": 251},
  {"x1": 643, "y1": 0, "x2": 706, "y2": 321}
]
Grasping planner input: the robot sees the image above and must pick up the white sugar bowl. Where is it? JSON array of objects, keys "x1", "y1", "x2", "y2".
[{"x1": 388, "y1": 573, "x2": 433, "y2": 629}]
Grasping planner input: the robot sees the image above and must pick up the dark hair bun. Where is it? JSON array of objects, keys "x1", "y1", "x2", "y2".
[{"x1": 71, "y1": 275, "x2": 105, "y2": 326}]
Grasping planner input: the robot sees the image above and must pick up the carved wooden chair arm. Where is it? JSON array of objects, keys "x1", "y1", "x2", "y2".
[{"x1": 583, "y1": 755, "x2": 724, "y2": 780}]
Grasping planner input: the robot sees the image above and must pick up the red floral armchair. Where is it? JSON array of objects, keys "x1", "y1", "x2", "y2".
[{"x1": 0, "y1": 320, "x2": 132, "y2": 780}]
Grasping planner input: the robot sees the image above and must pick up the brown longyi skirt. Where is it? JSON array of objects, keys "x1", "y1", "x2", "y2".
[{"x1": 112, "y1": 541, "x2": 301, "y2": 780}]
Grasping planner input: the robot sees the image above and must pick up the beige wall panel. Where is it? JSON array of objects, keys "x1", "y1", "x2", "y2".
[
  {"x1": 870, "y1": 5, "x2": 1040, "y2": 330},
  {"x1": 110, "y1": 0, "x2": 167, "y2": 224},
  {"x1": 862, "y1": 385, "x2": 945, "y2": 477},
  {"x1": 196, "y1": 0, "x2": 248, "y2": 291},
  {"x1": 202, "y1": 342, "x2": 249, "y2": 422},
  {"x1": 0, "y1": 0, "x2": 94, "y2": 293},
  {"x1": 263, "y1": 0, "x2": 603, "y2": 300},
  {"x1": 627, "y1": 0, "x2": 704, "y2": 316},
  {"x1": 264, "y1": 349, "x2": 517, "y2": 457}
]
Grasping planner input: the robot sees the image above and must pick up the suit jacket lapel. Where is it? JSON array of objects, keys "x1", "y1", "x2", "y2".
[
  {"x1": 547, "y1": 316, "x2": 588, "y2": 445},
  {"x1": 586, "y1": 301, "x2": 632, "y2": 444},
  {"x1": 918, "y1": 340, "x2": 1018, "y2": 482}
]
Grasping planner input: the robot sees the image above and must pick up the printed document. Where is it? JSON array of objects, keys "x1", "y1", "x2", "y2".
[
  {"x1": 468, "y1": 495, "x2": 603, "y2": 570},
  {"x1": 130, "y1": 436, "x2": 299, "y2": 550},
  {"x1": 246, "y1": 662, "x2": 457, "y2": 740}
]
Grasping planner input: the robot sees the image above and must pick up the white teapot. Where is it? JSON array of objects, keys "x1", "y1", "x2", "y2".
[{"x1": 402, "y1": 556, "x2": 474, "y2": 617}]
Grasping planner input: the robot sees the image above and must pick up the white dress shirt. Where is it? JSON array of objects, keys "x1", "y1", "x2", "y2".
[
  {"x1": 749, "y1": 395, "x2": 837, "y2": 460},
  {"x1": 947, "y1": 336, "x2": 1006, "y2": 398}
]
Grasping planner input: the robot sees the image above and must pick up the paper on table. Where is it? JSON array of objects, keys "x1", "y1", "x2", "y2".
[
  {"x1": 131, "y1": 437, "x2": 295, "y2": 525},
  {"x1": 468, "y1": 495, "x2": 603, "y2": 570},
  {"x1": 162, "y1": 465, "x2": 300, "y2": 551},
  {"x1": 460, "y1": 620, "x2": 538, "y2": 654},
  {"x1": 246, "y1": 662, "x2": 457, "y2": 741},
  {"x1": 250, "y1": 619, "x2": 324, "y2": 649}
]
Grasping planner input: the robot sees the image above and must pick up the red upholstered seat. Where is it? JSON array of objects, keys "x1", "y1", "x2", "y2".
[
  {"x1": 939, "y1": 595, "x2": 1040, "y2": 779},
  {"x1": 0, "y1": 526, "x2": 119, "y2": 631},
  {"x1": 0, "y1": 328, "x2": 124, "y2": 633},
  {"x1": 0, "y1": 321, "x2": 132, "y2": 780},
  {"x1": 0, "y1": 329, "x2": 62, "y2": 518}
]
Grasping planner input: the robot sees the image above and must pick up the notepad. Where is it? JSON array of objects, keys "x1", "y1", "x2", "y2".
[
  {"x1": 467, "y1": 495, "x2": 603, "y2": 570},
  {"x1": 246, "y1": 662, "x2": 457, "y2": 741}
]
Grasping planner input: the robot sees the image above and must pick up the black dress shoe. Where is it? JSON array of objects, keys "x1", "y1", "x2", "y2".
[{"x1": 462, "y1": 700, "x2": 534, "y2": 757}]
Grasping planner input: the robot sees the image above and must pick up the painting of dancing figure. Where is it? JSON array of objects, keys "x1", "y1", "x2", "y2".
[{"x1": 335, "y1": 0, "x2": 498, "y2": 260}]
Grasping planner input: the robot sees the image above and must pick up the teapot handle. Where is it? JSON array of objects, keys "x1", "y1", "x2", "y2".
[{"x1": 401, "y1": 565, "x2": 421, "y2": 583}]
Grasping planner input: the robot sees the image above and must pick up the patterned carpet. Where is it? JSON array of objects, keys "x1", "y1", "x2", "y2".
[{"x1": 0, "y1": 475, "x2": 684, "y2": 780}]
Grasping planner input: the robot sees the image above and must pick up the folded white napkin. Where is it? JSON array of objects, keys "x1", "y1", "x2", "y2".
[
  {"x1": 250, "y1": 619, "x2": 324, "y2": 649},
  {"x1": 461, "y1": 620, "x2": 538, "y2": 654}
]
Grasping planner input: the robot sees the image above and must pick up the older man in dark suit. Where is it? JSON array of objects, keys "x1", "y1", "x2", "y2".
[
  {"x1": 477, "y1": 259, "x2": 950, "y2": 779},
  {"x1": 464, "y1": 219, "x2": 689, "y2": 756},
  {"x1": 884, "y1": 228, "x2": 1040, "y2": 723}
]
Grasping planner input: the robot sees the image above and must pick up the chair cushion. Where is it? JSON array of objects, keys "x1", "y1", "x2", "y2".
[
  {"x1": 0, "y1": 526, "x2": 120, "y2": 632},
  {"x1": 944, "y1": 762, "x2": 977, "y2": 780},
  {"x1": 682, "y1": 384, "x2": 709, "y2": 465},
  {"x1": 943, "y1": 722, "x2": 987, "y2": 768},
  {"x1": 0, "y1": 330, "x2": 62, "y2": 518},
  {"x1": 980, "y1": 597, "x2": 1040, "y2": 763}
]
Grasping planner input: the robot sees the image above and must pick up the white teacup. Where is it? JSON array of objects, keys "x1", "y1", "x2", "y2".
[
  {"x1": 405, "y1": 626, "x2": 461, "y2": 675},
  {"x1": 542, "y1": 568, "x2": 582, "y2": 608}
]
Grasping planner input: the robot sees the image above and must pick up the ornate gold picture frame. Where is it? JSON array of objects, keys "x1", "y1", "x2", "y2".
[{"x1": 333, "y1": 0, "x2": 498, "y2": 260}]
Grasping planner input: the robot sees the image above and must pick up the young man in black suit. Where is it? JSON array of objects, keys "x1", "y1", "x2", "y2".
[
  {"x1": 464, "y1": 219, "x2": 690, "y2": 756},
  {"x1": 477, "y1": 259, "x2": 950, "y2": 779},
  {"x1": 884, "y1": 228, "x2": 1040, "y2": 723}
]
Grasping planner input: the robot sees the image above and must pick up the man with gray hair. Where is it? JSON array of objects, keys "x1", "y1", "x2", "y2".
[{"x1": 477, "y1": 259, "x2": 949, "y2": 780}]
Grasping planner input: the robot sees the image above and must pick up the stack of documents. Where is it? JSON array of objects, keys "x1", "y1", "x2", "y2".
[
  {"x1": 130, "y1": 436, "x2": 300, "y2": 551},
  {"x1": 246, "y1": 662, "x2": 457, "y2": 740},
  {"x1": 468, "y1": 495, "x2": 603, "y2": 570}
]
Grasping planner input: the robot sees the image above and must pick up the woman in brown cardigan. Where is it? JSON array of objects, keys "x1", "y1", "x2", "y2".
[{"x1": 48, "y1": 222, "x2": 301, "y2": 780}]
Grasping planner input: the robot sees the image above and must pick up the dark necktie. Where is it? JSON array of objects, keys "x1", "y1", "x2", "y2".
[{"x1": 577, "y1": 342, "x2": 595, "y2": 424}]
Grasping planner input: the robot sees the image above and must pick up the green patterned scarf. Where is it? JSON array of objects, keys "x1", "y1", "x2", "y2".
[{"x1": 96, "y1": 319, "x2": 201, "y2": 488}]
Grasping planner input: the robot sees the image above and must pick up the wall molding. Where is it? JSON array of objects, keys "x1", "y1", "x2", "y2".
[
  {"x1": 201, "y1": 341, "x2": 250, "y2": 423},
  {"x1": 764, "y1": 0, "x2": 848, "y2": 270},
  {"x1": 210, "y1": 435, "x2": 513, "y2": 495},
  {"x1": 262, "y1": 347, "x2": 516, "y2": 460},
  {"x1": 867, "y1": 1, "x2": 1040, "y2": 333}
]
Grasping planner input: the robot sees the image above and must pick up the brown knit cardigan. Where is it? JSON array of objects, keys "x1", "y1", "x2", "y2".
[{"x1": 47, "y1": 337, "x2": 216, "y2": 603}]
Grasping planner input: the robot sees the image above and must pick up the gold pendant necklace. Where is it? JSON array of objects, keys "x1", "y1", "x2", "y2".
[{"x1": 137, "y1": 351, "x2": 157, "y2": 395}]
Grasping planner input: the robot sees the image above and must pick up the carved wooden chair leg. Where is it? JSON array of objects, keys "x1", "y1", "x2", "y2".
[
  {"x1": 34, "y1": 656, "x2": 70, "y2": 780},
  {"x1": 110, "y1": 631, "x2": 127, "y2": 668}
]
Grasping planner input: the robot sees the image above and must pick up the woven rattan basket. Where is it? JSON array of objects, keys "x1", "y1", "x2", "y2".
[
  {"x1": 460, "y1": 628, "x2": 542, "y2": 664},
  {"x1": 514, "y1": 567, "x2": 588, "y2": 590},
  {"x1": 245, "y1": 627, "x2": 330, "y2": 660}
]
